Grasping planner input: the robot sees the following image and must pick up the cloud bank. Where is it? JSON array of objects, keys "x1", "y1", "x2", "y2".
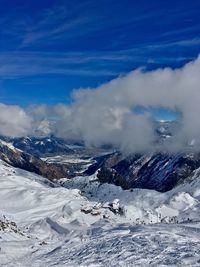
[
  {"x1": 2, "y1": 56, "x2": 200, "y2": 153},
  {"x1": 0, "y1": 104, "x2": 32, "y2": 137}
]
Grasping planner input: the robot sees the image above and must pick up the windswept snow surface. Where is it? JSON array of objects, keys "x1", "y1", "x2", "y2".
[{"x1": 1, "y1": 160, "x2": 200, "y2": 266}]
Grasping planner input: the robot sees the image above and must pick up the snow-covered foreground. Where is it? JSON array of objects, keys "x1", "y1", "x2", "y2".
[{"x1": 1, "y1": 160, "x2": 200, "y2": 266}]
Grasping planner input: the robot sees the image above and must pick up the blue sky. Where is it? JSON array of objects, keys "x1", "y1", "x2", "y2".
[{"x1": 1, "y1": 0, "x2": 200, "y2": 107}]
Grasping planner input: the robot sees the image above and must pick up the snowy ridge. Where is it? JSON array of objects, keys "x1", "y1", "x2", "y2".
[
  {"x1": 1, "y1": 160, "x2": 200, "y2": 266},
  {"x1": 60, "y1": 171, "x2": 200, "y2": 225}
]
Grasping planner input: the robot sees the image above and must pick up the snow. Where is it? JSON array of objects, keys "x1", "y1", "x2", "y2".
[
  {"x1": 42, "y1": 155, "x2": 94, "y2": 174},
  {"x1": 42, "y1": 155, "x2": 92, "y2": 164},
  {"x1": 35, "y1": 141, "x2": 44, "y2": 145},
  {"x1": 0, "y1": 140, "x2": 17, "y2": 151},
  {"x1": 0, "y1": 139, "x2": 23, "y2": 153},
  {"x1": 1, "y1": 160, "x2": 200, "y2": 266},
  {"x1": 59, "y1": 171, "x2": 200, "y2": 225}
]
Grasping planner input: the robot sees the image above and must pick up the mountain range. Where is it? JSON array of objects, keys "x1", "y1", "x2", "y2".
[{"x1": 1, "y1": 121, "x2": 200, "y2": 266}]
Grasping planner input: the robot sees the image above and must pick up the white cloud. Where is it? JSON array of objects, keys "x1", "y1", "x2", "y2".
[
  {"x1": 50, "y1": 55, "x2": 200, "y2": 152},
  {"x1": 0, "y1": 104, "x2": 32, "y2": 137},
  {"x1": 2, "y1": 56, "x2": 200, "y2": 153}
]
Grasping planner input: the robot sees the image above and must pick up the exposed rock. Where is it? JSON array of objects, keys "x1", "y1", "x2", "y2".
[{"x1": 96, "y1": 152, "x2": 200, "y2": 192}]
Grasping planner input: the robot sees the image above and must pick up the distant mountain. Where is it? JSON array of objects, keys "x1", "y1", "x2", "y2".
[
  {"x1": 0, "y1": 120, "x2": 176, "y2": 157},
  {"x1": 154, "y1": 120, "x2": 176, "y2": 140},
  {"x1": 0, "y1": 139, "x2": 70, "y2": 180},
  {"x1": 1, "y1": 120, "x2": 200, "y2": 193},
  {"x1": 11, "y1": 136, "x2": 75, "y2": 156}
]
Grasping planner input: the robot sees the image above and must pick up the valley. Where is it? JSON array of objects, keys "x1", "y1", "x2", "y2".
[{"x1": 1, "y1": 134, "x2": 200, "y2": 266}]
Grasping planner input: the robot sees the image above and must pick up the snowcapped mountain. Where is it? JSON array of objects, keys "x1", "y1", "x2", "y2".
[
  {"x1": 0, "y1": 120, "x2": 176, "y2": 156},
  {"x1": 0, "y1": 139, "x2": 70, "y2": 180},
  {"x1": 12, "y1": 136, "x2": 74, "y2": 156},
  {"x1": 91, "y1": 151, "x2": 200, "y2": 192},
  {"x1": 1, "y1": 124, "x2": 200, "y2": 266},
  {"x1": 154, "y1": 120, "x2": 176, "y2": 141},
  {"x1": 2, "y1": 127, "x2": 200, "y2": 194},
  {"x1": 1, "y1": 159, "x2": 200, "y2": 266},
  {"x1": 1, "y1": 119, "x2": 200, "y2": 266}
]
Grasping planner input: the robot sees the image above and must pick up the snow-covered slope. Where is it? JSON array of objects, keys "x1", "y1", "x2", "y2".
[
  {"x1": 1, "y1": 160, "x2": 200, "y2": 266},
  {"x1": 60, "y1": 168, "x2": 200, "y2": 224}
]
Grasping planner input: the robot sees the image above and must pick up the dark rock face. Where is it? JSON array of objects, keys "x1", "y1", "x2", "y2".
[
  {"x1": 92, "y1": 152, "x2": 200, "y2": 192},
  {"x1": 0, "y1": 141, "x2": 70, "y2": 180}
]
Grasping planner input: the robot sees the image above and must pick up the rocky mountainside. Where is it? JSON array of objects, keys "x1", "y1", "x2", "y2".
[
  {"x1": 1, "y1": 120, "x2": 200, "y2": 193},
  {"x1": 82, "y1": 121, "x2": 200, "y2": 192},
  {"x1": 1, "y1": 123, "x2": 200, "y2": 266},
  {"x1": 0, "y1": 140, "x2": 70, "y2": 180},
  {"x1": 86, "y1": 151, "x2": 200, "y2": 192}
]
